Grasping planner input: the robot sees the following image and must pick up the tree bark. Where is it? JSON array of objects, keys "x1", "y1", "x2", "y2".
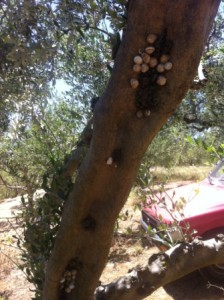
[
  {"x1": 42, "y1": 1, "x2": 221, "y2": 299},
  {"x1": 95, "y1": 236, "x2": 224, "y2": 300}
]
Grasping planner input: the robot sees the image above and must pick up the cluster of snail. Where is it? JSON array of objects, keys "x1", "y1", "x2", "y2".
[
  {"x1": 130, "y1": 33, "x2": 172, "y2": 89},
  {"x1": 60, "y1": 269, "x2": 77, "y2": 293}
]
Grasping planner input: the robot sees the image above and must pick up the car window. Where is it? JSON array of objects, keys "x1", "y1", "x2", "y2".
[
  {"x1": 216, "y1": 166, "x2": 224, "y2": 176},
  {"x1": 209, "y1": 160, "x2": 224, "y2": 185}
]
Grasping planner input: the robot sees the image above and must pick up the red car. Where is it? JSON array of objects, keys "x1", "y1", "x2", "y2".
[{"x1": 141, "y1": 159, "x2": 224, "y2": 283}]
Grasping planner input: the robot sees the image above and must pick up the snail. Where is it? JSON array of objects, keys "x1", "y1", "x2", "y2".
[
  {"x1": 142, "y1": 52, "x2": 151, "y2": 63},
  {"x1": 133, "y1": 55, "x2": 143, "y2": 64},
  {"x1": 145, "y1": 46, "x2": 155, "y2": 55},
  {"x1": 157, "y1": 75, "x2": 167, "y2": 86},
  {"x1": 160, "y1": 54, "x2": 170, "y2": 63},
  {"x1": 130, "y1": 78, "x2": 139, "y2": 88},
  {"x1": 156, "y1": 64, "x2": 165, "y2": 73},
  {"x1": 146, "y1": 33, "x2": 157, "y2": 44},
  {"x1": 133, "y1": 64, "x2": 142, "y2": 72},
  {"x1": 164, "y1": 62, "x2": 173, "y2": 70},
  {"x1": 141, "y1": 63, "x2": 149, "y2": 73},
  {"x1": 149, "y1": 57, "x2": 158, "y2": 68}
]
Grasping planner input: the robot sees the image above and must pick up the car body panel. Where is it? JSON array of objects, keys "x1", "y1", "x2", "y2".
[{"x1": 142, "y1": 160, "x2": 224, "y2": 238}]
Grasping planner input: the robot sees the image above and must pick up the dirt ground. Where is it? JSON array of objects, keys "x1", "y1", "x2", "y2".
[
  {"x1": 0, "y1": 197, "x2": 34, "y2": 299},
  {"x1": 0, "y1": 188, "x2": 224, "y2": 300}
]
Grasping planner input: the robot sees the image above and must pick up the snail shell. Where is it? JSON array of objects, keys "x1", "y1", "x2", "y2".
[
  {"x1": 133, "y1": 55, "x2": 143, "y2": 64},
  {"x1": 157, "y1": 75, "x2": 167, "y2": 86},
  {"x1": 146, "y1": 34, "x2": 157, "y2": 44},
  {"x1": 130, "y1": 78, "x2": 139, "y2": 88}
]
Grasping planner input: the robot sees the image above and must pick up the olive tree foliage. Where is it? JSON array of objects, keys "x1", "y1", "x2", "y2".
[
  {"x1": 175, "y1": 3, "x2": 224, "y2": 134},
  {"x1": 0, "y1": 0, "x2": 111, "y2": 143},
  {"x1": 0, "y1": 0, "x2": 119, "y2": 195},
  {"x1": 0, "y1": 0, "x2": 124, "y2": 110},
  {"x1": 0, "y1": 99, "x2": 80, "y2": 193}
]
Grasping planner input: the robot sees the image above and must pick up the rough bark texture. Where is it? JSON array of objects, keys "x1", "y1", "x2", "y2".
[
  {"x1": 63, "y1": 119, "x2": 93, "y2": 177},
  {"x1": 94, "y1": 237, "x2": 224, "y2": 300},
  {"x1": 42, "y1": 1, "x2": 221, "y2": 299}
]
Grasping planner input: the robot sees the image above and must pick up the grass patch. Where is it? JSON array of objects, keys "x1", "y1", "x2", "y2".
[{"x1": 150, "y1": 165, "x2": 212, "y2": 183}]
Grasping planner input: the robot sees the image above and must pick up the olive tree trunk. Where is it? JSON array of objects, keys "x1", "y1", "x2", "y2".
[{"x1": 42, "y1": 1, "x2": 221, "y2": 299}]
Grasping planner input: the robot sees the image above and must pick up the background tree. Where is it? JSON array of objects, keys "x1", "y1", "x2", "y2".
[{"x1": 175, "y1": 3, "x2": 224, "y2": 135}]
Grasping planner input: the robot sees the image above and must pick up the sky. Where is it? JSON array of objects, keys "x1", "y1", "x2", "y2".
[{"x1": 55, "y1": 79, "x2": 71, "y2": 94}]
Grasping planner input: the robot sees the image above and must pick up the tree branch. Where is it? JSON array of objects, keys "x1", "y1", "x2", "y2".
[
  {"x1": 95, "y1": 237, "x2": 224, "y2": 300},
  {"x1": 62, "y1": 118, "x2": 93, "y2": 178},
  {"x1": 0, "y1": 174, "x2": 26, "y2": 192}
]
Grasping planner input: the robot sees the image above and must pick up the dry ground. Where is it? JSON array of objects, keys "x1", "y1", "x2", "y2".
[
  {"x1": 0, "y1": 181, "x2": 224, "y2": 300},
  {"x1": 0, "y1": 197, "x2": 34, "y2": 299}
]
